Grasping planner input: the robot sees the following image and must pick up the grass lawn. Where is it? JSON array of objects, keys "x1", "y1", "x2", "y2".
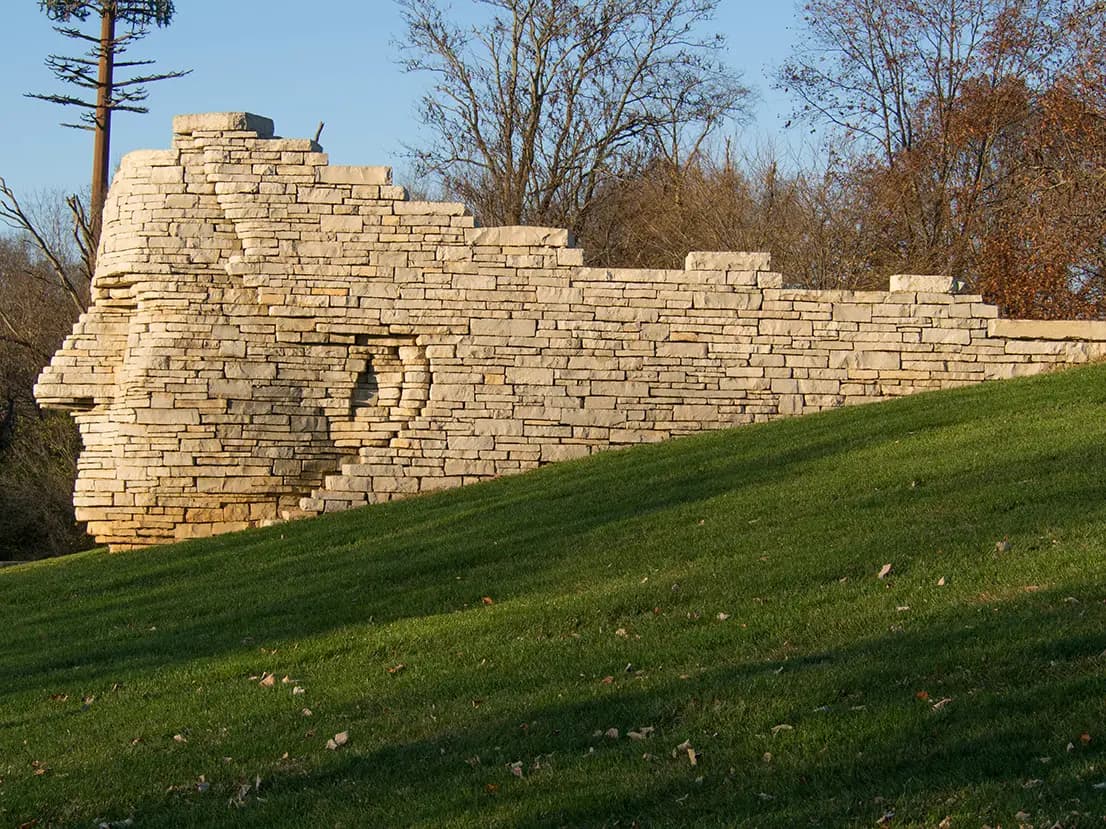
[{"x1": 3, "y1": 364, "x2": 1106, "y2": 827}]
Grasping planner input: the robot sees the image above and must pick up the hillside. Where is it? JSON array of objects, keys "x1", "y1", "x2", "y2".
[{"x1": 3, "y1": 364, "x2": 1106, "y2": 827}]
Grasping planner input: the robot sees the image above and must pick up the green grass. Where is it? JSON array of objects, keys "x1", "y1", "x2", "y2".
[{"x1": 4, "y1": 364, "x2": 1106, "y2": 828}]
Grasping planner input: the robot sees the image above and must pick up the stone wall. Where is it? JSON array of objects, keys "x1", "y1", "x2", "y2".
[{"x1": 34, "y1": 113, "x2": 1106, "y2": 549}]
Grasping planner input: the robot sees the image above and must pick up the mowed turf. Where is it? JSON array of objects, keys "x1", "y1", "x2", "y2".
[{"x1": 3, "y1": 363, "x2": 1106, "y2": 828}]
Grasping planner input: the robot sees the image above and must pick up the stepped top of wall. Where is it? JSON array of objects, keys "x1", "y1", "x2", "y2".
[{"x1": 33, "y1": 109, "x2": 1106, "y2": 550}]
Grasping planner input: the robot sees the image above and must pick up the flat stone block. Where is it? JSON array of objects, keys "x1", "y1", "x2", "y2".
[
  {"x1": 693, "y1": 291, "x2": 762, "y2": 311},
  {"x1": 465, "y1": 226, "x2": 571, "y2": 248},
  {"x1": 470, "y1": 318, "x2": 538, "y2": 338},
  {"x1": 316, "y1": 165, "x2": 391, "y2": 185},
  {"x1": 173, "y1": 112, "x2": 275, "y2": 138},
  {"x1": 889, "y1": 274, "x2": 958, "y2": 293},
  {"x1": 686, "y1": 251, "x2": 771, "y2": 272},
  {"x1": 988, "y1": 319, "x2": 1106, "y2": 341},
  {"x1": 320, "y1": 214, "x2": 365, "y2": 233}
]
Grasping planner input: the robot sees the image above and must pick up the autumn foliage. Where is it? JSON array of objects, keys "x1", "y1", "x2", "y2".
[{"x1": 577, "y1": 0, "x2": 1106, "y2": 319}]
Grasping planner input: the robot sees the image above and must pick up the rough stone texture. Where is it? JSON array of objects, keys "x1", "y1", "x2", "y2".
[
  {"x1": 889, "y1": 274, "x2": 963, "y2": 293},
  {"x1": 35, "y1": 113, "x2": 1106, "y2": 550}
]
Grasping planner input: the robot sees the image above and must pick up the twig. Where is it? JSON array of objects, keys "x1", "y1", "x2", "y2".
[{"x1": 0, "y1": 176, "x2": 88, "y2": 314}]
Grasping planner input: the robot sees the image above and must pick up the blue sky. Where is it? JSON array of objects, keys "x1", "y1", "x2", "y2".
[{"x1": 0, "y1": 1, "x2": 808, "y2": 200}]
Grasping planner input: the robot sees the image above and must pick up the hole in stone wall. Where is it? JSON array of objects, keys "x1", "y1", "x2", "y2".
[{"x1": 350, "y1": 357, "x2": 380, "y2": 415}]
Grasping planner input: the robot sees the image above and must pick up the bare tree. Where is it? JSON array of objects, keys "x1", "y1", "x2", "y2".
[
  {"x1": 28, "y1": 0, "x2": 189, "y2": 257},
  {"x1": 0, "y1": 178, "x2": 89, "y2": 320},
  {"x1": 398, "y1": 0, "x2": 750, "y2": 234},
  {"x1": 778, "y1": 0, "x2": 1106, "y2": 315}
]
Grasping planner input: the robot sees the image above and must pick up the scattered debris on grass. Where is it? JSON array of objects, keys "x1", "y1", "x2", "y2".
[
  {"x1": 673, "y1": 740, "x2": 699, "y2": 765},
  {"x1": 877, "y1": 563, "x2": 893, "y2": 579},
  {"x1": 325, "y1": 731, "x2": 349, "y2": 750}
]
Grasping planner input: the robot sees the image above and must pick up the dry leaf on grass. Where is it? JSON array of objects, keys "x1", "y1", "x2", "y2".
[
  {"x1": 672, "y1": 739, "x2": 699, "y2": 764},
  {"x1": 326, "y1": 731, "x2": 350, "y2": 750},
  {"x1": 877, "y1": 563, "x2": 893, "y2": 579}
]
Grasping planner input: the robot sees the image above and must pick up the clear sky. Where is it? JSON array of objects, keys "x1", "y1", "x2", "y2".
[{"x1": 0, "y1": 1, "x2": 807, "y2": 201}]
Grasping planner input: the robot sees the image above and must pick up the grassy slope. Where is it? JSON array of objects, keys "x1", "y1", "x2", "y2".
[{"x1": 2, "y1": 365, "x2": 1106, "y2": 828}]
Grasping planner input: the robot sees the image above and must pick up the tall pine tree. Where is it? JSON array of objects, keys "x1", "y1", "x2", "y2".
[{"x1": 28, "y1": 1, "x2": 189, "y2": 261}]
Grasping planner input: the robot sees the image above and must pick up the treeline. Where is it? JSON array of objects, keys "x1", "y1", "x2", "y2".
[
  {"x1": 0, "y1": 234, "x2": 90, "y2": 560},
  {"x1": 407, "y1": 0, "x2": 1106, "y2": 320}
]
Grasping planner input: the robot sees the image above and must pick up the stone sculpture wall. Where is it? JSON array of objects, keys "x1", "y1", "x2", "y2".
[{"x1": 34, "y1": 113, "x2": 1106, "y2": 549}]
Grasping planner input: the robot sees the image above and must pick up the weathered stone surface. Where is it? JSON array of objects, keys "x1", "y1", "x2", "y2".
[
  {"x1": 172, "y1": 112, "x2": 274, "y2": 137},
  {"x1": 316, "y1": 165, "x2": 391, "y2": 185},
  {"x1": 464, "y1": 226, "x2": 570, "y2": 247},
  {"x1": 686, "y1": 251, "x2": 771, "y2": 271},
  {"x1": 889, "y1": 274, "x2": 958, "y2": 293},
  {"x1": 33, "y1": 111, "x2": 1106, "y2": 551},
  {"x1": 988, "y1": 319, "x2": 1106, "y2": 341}
]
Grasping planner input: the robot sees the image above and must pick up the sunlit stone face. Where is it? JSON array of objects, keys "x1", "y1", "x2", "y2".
[{"x1": 34, "y1": 115, "x2": 446, "y2": 548}]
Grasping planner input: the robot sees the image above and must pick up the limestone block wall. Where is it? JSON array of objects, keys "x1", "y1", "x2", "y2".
[{"x1": 34, "y1": 113, "x2": 1106, "y2": 549}]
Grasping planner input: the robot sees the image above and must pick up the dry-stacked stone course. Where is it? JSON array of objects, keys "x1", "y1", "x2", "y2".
[{"x1": 34, "y1": 113, "x2": 1106, "y2": 549}]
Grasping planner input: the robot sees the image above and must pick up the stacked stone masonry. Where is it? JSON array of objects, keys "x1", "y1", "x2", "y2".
[{"x1": 34, "y1": 113, "x2": 1106, "y2": 549}]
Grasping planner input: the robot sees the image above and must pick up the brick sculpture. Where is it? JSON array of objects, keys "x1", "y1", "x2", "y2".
[{"x1": 34, "y1": 113, "x2": 1106, "y2": 549}]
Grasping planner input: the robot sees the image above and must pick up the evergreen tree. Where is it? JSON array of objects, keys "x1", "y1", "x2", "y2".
[{"x1": 28, "y1": 1, "x2": 189, "y2": 260}]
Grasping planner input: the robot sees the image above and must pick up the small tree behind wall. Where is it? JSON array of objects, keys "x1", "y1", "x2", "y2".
[
  {"x1": 27, "y1": 0, "x2": 190, "y2": 265},
  {"x1": 399, "y1": 0, "x2": 750, "y2": 237}
]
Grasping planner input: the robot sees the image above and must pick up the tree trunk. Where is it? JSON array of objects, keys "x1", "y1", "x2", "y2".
[{"x1": 89, "y1": 3, "x2": 116, "y2": 268}]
